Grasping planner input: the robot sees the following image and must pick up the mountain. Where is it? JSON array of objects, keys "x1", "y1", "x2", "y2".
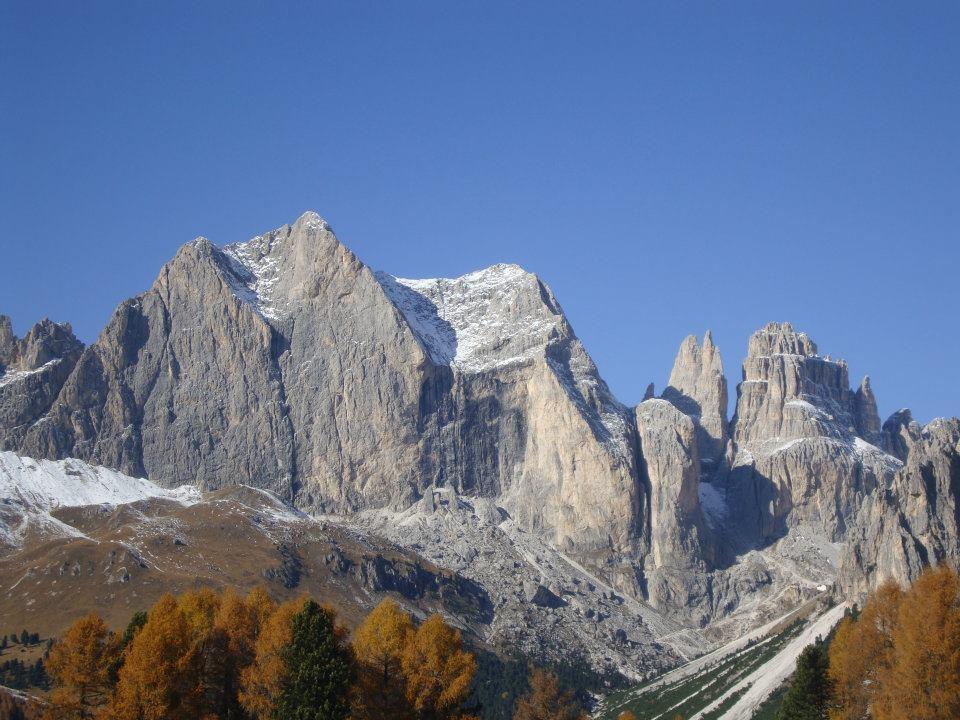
[{"x1": 2, "y1": 211, "x2": 958, "y2": 700}]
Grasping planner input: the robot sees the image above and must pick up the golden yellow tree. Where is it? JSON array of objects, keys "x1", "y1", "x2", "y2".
[
  {"x1": 108, "y1": 593, "x2": 201, "y2": 720},
  {"x1": 401, "y1": 614, "x2": 477, "y2": 720},
  {"x1": 512, "y1": 667, "x2": 586, "y2": 720},
  {"x1": 43, "y1": 613, "x2": 120, "y2": 720},
  {"x1": 237, "y1": 596, "x2": 303, "y2": 719},
  {"x1": 874, "y1": 565, "x2": 960, "y2": 720},
  {"x1": 618, "y1": 711, "x2": 640, "y2": 720},
  {"x1": 829, "y1": 579, "x2": 903, "y2": 720},
  {"x1": 351, "y1": 598, "x2": 415, "y2": 720}
]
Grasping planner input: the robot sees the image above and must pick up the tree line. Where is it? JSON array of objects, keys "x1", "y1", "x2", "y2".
[
  {"x1": 36, "y1": 587, "x2": 589, "y2": 720},
  {"x1": 773, "y1": 564, "x2": 960, "y2": 720}
]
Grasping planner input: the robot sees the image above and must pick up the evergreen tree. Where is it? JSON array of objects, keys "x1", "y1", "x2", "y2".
[
  {"x1": 272, "y1": 599, "x2": 355, "y2": 720},
  {"x1": 2, "y1": 636, "x2": 7, "y2": 650},
  {"x1": 776, "y1": 643, "x2": 833, "y2": 720},
  {"x1": 121, "y1": 610, "x2": 148, "y2": 648},
  {"x1": 21, "y1": 630, "x2": 29, "y2": 646}
]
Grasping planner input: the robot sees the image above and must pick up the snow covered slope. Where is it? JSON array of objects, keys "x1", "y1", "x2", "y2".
[
  {"x1": 0, "y1": 451, "x2": 199, "y2": 549},
  {"x1": 0, "y1": 451, "x2": 199, "y2": 511},
  {"x1": 375, "y1": 264, "x2": 564, "y2": 373}
]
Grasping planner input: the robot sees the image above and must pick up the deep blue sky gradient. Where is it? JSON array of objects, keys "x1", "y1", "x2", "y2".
[{"x1": 2, "y1": 2, "x2": 958, "y2": 422}]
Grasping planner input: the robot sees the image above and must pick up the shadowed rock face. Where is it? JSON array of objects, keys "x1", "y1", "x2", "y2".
[
  {"x1": 661, "y1": 331, "x2": 728, "y2": 471},
  {"x1": 1, "y1": 213, "x2": 644, "y2": 578},
  {"x1": 724, "y1": 322, "x2": 901, "y2": 545},
  {"x1": 841, "y1": 412, "x2": 960, "y2": 596},
  {"x1": 0, "y1": 316, "x2": 84, "y2": 450}
]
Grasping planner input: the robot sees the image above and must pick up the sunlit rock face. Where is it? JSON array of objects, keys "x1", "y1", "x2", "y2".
[
  {"x1": 2, "y1": 215, "x2": 959, "y2": 628},
  {"x1": 0, "y1": 213, "x2": 644, "y2": 580},
  {"x1": 661, "y1": 331, "x2": 728, "y2": 472},
  {"x1": 724, "y1": 322, "x2": 901, "y2": 546}
]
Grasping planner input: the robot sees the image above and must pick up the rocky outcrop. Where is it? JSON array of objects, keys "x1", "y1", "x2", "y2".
[
  {"x1": 0, "y1": 317, "x2": 84, "y2": 450},
  {"x1": 635, "y1": 399, "x2": 712, "y2": 616},
  {"x1": 854, "y1": 376, "x2": 882, "y2": 445},
  {"x1": 661, "y1": 332, "x2": 728, "y2": 470},
  {"x1": 725, "y1": 322, "x2": 901, "y2": 545},
  {"x1": 2, "y1": 212, "x2": 644, "y2": 578},
  {"x1": 841, "y1": 413, "x2": 960, "y2": 596}
]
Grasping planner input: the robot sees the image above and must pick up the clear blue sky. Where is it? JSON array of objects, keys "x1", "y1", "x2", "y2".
[{"x1": 2, "y1": 2, "x2": 958, "y2": 423}]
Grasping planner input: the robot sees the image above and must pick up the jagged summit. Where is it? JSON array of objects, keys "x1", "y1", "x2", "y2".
[
  {"x1": 747, "y1": 321, "x2": 818, "y2": 359},
  {"x1": 375, "y1": 262, "x2": 565, "y2": 373},
  {"x1": 661, "y1": 331, "x2": 728, "y2": 467}
]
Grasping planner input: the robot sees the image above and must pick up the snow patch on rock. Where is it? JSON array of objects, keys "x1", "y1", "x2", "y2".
[
  {"x1": 0, "y1": 451, "x2": 199, "y2": 511},
  {"x1": 375, "y1": 264, "x2": 560, "y2": 373}
]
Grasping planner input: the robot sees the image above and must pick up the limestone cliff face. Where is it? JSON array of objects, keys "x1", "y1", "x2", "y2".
[
  {"x1": 725, "y1": 323, "x2": 901, "y2": 544},
  {"x1": 635, "y1": 399, "x2": 712, "y2": 615},
  {"x1": 661, "y1": 332, "x2": 728, "y2": 470},
  {"x1": 841, "y1": 413, "x2": 960, "y2": 596},
  {"x1": 2, "y1": 213, "x2": 644, "y2": 571},
  {"x1": 0, "y1": 316, "x2": 84, "y2": 450}
]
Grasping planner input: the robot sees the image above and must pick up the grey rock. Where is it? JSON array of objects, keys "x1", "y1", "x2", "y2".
[
  {"x1": 3, "y1": 213, "x2": 644, "y2": 580},
  {"x1": 841, "y1": 414, "x2": 960, "y2": 596},
  {"x1": 854, "y1": 376, "x2": 882, "y2": 445},
  {"x1": 635, "y1": 398, "x2": 714, "y2": 617},
  {"x1": 725, "y1": 322, "x2": 900, "y2": 544},
  {"x1": 0, "y1": 317, "x2": 84, "y2": 450},
  {"x1": 662, "y1": 331, "x2": 728, "y2": 468}
]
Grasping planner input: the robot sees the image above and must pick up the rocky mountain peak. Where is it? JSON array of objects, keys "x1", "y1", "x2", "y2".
[
  {"x1": 746, "y1": 321, "x2": 818, "y2": 359},
  {"x1": 854, "y1": 375, "x2": 882, "y2": 444},
  {"x1": 375, "y1": 262, "x2": 566, "y2": 374},
  {"x1": 661, "y1": 331, "x2": 728, "y2": 469},
  {"x1": 0, "y1": 317, "x2": 82, "y2": 374}
]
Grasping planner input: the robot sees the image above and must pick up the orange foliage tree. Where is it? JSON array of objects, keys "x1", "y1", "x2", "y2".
[
  {"x1": 237, "y1": 596, "x2": 303, "y2": 719},
  {"x1": 108, "y1": 593, "x2": 201, "y2": 720},
  {"x1": 43, "y1": 613, "x2": 120, "y2": 720},
  {"x1": 512, "y1": 667, "x2": 587, "y2": 720},
  {"x1": 829, "y1": 565, "x2": 960, "y2": 720},
  {"x1": 351, "y1": 598, "x2": 415, "y2": 720},
  {"x1": 401, "y1": 614, "x2": 477, "y2": 720}
]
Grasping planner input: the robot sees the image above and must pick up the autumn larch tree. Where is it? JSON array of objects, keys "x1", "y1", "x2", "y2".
[
  {"x1": 874, "y1": 565, "x2": 960, "y2": 720},
  {"x1": 43, "y1": 613, "x2": 120, "y2": 720},
  {"x1": 828, "y1": 579, "x2": 903, "y2": 720},
  {"x1": 401, "y1": 614, "x2": 477, "y2": 720},
  {"x1": 512, "y1": 667, "x2": 586, "y2": 720},
  {"x1": 239, "y1": 596, "x2": 302, "y2": 719},
  {"x1": 351, "y1": 598, "x2": 415, "y2": 720},
  {"x1": 108, "y1": 593, "x2": 202, "y2": 720}
]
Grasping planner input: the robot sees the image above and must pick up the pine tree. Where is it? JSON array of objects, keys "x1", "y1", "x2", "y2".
[
  {"x1": 776, "y1": 643, "x2": 833, "y2": 720},
  {"x1": 20, "y1": 630, "x2": 29, "y2": 646},
  {"x1": 351, "y1": 598, "x2": 415, "y2": 720},
  {"x1": 512, "y1": 667, "x2": 586, "y2": 720},
  {"x1": 271, "y1": 599, "x2": 354, "y2": 720},
  {"x1": 43, "y1": 612, "x2": 120, "y2": 720},
  {"x1": 401, "y1": 614, "x2": 477, "y2": 720},
  {"x1": 121, "y1": 611, "x2": 148, "y2": 648}
]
